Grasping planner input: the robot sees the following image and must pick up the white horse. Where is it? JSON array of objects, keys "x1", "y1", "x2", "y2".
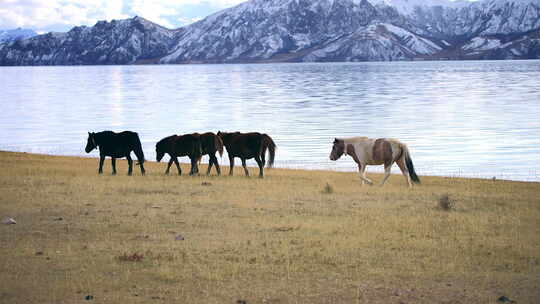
[{"x1": 329, "y1": 137, "x2": 420, "y2": 187}]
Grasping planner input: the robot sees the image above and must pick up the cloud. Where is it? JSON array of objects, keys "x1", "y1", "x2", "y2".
[
  {"x1": 130, "y1": 0, "x2": 180, "y2": 28},
  {"x1": 0, "y1": 0, "x2": 247, "y2": 31},
  {"x1": 0, "y1": 0, "x2": 129, "y2": 31},
  {"x1": 178, "y1": 16, "x2": 203, "y2": 25},
  {"x1": 127, "y1": 0, "x2": 246, "y2": 27}
]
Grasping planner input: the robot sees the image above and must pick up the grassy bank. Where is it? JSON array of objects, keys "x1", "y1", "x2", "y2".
[{"x1": 0, "y1": 151, "x2": 539, "y2": 303}]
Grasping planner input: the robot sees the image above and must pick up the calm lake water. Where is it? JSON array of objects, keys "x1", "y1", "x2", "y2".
[{"x1": 1, "y1": 61, "x2": 539, "y2": 181}]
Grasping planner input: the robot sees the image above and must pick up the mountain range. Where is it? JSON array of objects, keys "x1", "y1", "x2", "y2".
[{"x1": 0, "y1": 0, "x2": 539, "y2": 65}]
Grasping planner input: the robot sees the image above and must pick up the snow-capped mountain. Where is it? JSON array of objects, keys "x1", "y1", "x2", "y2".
[
  {"x1": 0, "y1": 0, "x2": 539, "y2": 65},
  {"x1": 399, "y1": 0, "x2": 540, "y2": 39},
  {"x1": 0, "y1": 17, "x2": 179, "y2": 65},
  {"x1": 0, "y1": 28, "x2": 37, "y2": 43},
  {"x1": 161, "y1": 0, "x2": 540, "y2": 63}
]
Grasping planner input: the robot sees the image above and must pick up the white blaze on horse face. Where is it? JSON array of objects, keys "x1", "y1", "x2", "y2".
[{"x1": 343, "y1": 142, "x2": 348, "y2": 156}]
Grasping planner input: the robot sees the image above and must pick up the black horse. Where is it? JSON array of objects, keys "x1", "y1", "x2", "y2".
[
  {"x1": 195, "y1": 132, "x2": 224, "y2": 176},
  {"x1": 217, "y1": 131, "x2": 276, "y2": 178},
  {"x1": 85, "y1": 131, "x2": 146, "y2": 175},
  {"x1": 155, "y1": 134, "x2": 202, "y2": 175}
]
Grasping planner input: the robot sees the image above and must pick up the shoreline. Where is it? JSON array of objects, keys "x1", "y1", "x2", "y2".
[{"x1": 1, "y1": 149, "x2": 537, "y2": 184}]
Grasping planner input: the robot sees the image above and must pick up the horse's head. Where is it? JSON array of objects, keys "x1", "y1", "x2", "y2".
[
  {"x1": 155, "y1": 140, "x2": 166, "y2": 162},
  {"x1": 85, "y1": 132, "x2": 97, "y2": 153},
  {"x1": 217, "y1": 131, "x2": 228, "y2": 143},
  {"x1": 156, "y1": 135, "x2": 177, "y2": 162},
  {"x1": 330, "y1": 138, "x2": 345, "y2": 161}
]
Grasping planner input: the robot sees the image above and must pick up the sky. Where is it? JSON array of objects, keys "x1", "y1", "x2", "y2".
[
  {"x1": 0, "y1": 0, "x2": 248, "y2": 33},
  {"x1": 0, "y1": 0, "x2": 481, "y2": 33}
]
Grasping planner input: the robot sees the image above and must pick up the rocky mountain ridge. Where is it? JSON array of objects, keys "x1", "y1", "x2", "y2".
[{"x1": 0, "y1": 0, "x2": 538, "y2": 65}]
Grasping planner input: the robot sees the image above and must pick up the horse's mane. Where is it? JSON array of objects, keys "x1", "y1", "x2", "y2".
[
  {"x1": 157, "y1": 135, "x2": 177, "y2": 146},
  {"x1": 342, "y1": 136, "x2": 369, "y2": 143},
  {"x1": 94, "y1": 130, "x2": 114, "y2": 138}
]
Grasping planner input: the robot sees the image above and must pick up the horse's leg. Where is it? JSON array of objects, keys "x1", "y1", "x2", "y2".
[
  {"x1": 228, "y1": 156, "x2": 235, "y2": 176},
  {"x1": 213, "y1": 154, "x2": 221, "y2": 176},
  {"x1": 165, "y1": 158, "x2": 173, "y2": 175},
  {"x1": 380, "y1": 162, "x2": 393, "y2": 186},
  {"x1": 241, "y1": 158, "x2": 250, "y2": 177},
  {"x1": 98, "y1": 155, "x2": 105, "y2": 174},
  {"x1": 357, "y1": 164, "x2": 364, "y2": 186},
  {"x1": 189, "y1": 157, "x2": 198, "y2": 176},
  {"x1": 261, "y1": 147, "x2": 267, "y2": 167},
  {"x1": 255, "y1": 155, "x2": 264, "y2": 178},
  {"x1": 396, "y1": 158, "x2": 412, "y2": 187},
  {"x1": 126, "y1": 155, "x2": 133, "y2": 176},
  {"x1": 111, "y1": 157, "x2": 117, "y2": 175},
  {"x1": 357, "y1": 163, "x2": 373, "y2": 185},
  {"x1": 207, "y1": 155, "x2": 215, "y2": 175},
  {"x1": 174, "y1": 157, "x2": 182, "y2": 175},
  {"x1": 205, "y1": 157, "x2": 212, "y2": 175},
  {"x1": 140, "y1": 162, "x2": 145, "y2": 175},
  {"x1": 137, "y1": 154, "x2": 146, "y2": 176}
]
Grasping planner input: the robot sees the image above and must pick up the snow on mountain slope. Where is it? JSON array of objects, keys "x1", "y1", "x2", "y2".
[
  {"x1": 399, "y1": 0, "x2": 540, "y2": 39},
  {"x1": 463, "y1": 37, "x2": 502, "y2": 50},
  {"x1": 371, "y1": 0, "x2": 473, "y2": 14},
  {"x1": 161, "y1": 0, "x2": 401, "y2": 63},
  {"x1": 303, "y1": 22, "x2": 443, "y2": 61}
]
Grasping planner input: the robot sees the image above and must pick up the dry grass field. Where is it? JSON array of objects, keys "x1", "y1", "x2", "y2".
[{"x1": 1, "y1": 151, "x2": 539, "y2": 304}]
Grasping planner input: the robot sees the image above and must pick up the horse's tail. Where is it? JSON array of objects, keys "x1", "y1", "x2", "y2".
[
  {"x1": 133, "y1": 133, "x2": 145, "y2": 165},
  {"x1": 402, "y1": 144, "x2": 420, "y2": 184},
  {"x1": 214, "y1": 135, "x2": 224, "y2": 157},
  {"x1": 261, "y1": 134, "x2": 276, "y2": 168}
]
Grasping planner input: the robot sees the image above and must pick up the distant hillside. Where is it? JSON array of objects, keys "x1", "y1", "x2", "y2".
[{"x1": 0, "y1": 28, "x2": 37, "y2": 43}]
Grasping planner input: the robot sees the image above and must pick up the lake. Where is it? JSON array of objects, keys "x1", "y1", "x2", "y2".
[{"x1": 1, "y1": 61, "x2": 539, "y2": 181}]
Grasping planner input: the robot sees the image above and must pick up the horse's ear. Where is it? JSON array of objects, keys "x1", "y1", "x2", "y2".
[{"x1": 334, "y1": 138, "x2": 339, "y2": 143}]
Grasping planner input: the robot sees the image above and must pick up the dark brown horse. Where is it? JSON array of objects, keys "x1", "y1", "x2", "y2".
[
  {"x1": 195, "y1": 132, "x2": 224, "y2": 175},
  {"x1": 85, "y1": 131, "x2": 146, "y2": 175},
  {"x1": 217, "y1": 131, "x2": 276, "y2": 178},
  {"x1": 155, "y1": 134, "x2": 202, "y2": 175}
]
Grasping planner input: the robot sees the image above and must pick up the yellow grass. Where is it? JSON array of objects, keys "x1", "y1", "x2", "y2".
[{"x1": 0, "y1": 151, "x2": 539, "y2": 303}]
